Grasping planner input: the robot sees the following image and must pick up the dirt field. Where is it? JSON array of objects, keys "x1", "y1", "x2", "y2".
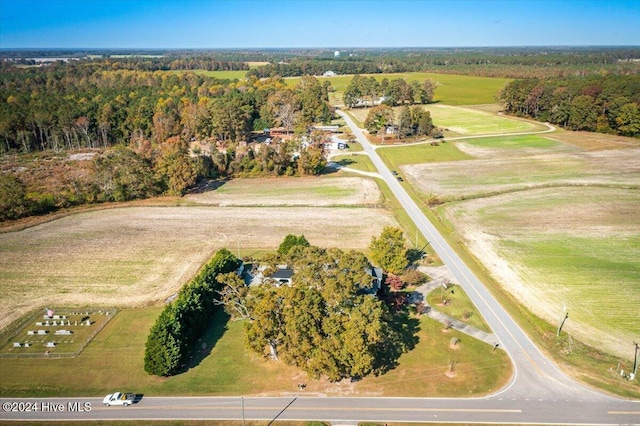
[
  {"x1": 549, "y1": 128, "x2": 640, "y2": 151},
  {"x1": 0, "y1": 176, "x2": 395, "y2": 331}
]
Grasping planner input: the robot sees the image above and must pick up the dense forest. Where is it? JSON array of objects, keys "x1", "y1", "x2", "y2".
[
  {"x1": 0, "y1": 56, "x2": 341, "y2": 152},
  {"x1": 499, "y1": 74, "x2": 640, "y2": 135}
]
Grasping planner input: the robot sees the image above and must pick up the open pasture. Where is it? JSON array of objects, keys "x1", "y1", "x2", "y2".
[
  {"x1": 439, "y1": 187, "x2": 640, "y2": 361},
  {"x1": 0, "y1": 177, "x2": 395, "y2": 331},
  {"x1": 422, "y1": 104, "x2": 544, "y2": 136},
  {"x1": 185, "y1": 176, "x2": 381, "y2": 206},
  {"x1": 403, "y1": 144, "x2": 640, "y2": 200},
  {"x1": 347, "y1": 104, "x2": 540, "y2": 137},
  {"x1": 191, "y1": 69, "x2": 249, "y2": 80},
  {"x1": 287, "y1": 72, "x2": 511, "y2": 105}
]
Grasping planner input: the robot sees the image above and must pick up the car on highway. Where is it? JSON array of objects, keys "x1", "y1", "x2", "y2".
[
  {"x1": 396, "y1": 176, "x2": 403, "y2": 181},
  {"x1": 391, "y1": 170, "x2": 398, "y2": 175},
  {"x1": 103, "y1": 392, "x2": 136, "y2": 406}
]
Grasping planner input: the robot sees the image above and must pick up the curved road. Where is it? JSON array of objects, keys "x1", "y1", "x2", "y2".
[{"x1": 2, "y1": 113, "x2": 638, "y2": 423}]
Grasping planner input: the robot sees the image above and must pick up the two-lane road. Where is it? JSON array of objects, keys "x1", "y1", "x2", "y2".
[
  {"x1": 1, "y1": 395, "x2": 639, "y2": 423},
  {"x1": 2, "y1": 112, "x2": 638, "y2": 424}
]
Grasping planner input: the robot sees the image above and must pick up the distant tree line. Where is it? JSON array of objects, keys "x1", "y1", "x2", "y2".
[
  {"x1": 499, "y1": 74, "x2": 640, "y2": 136},
  {"x1": 3, "y1": 47, "x2": 639, "y2": 79},
  {"x1": 244, "y1": 47, "x2": 640, "y2": 79},
  {"x1": 1, "y1": 56, "x2": 249, "y2": 72},
  {"x1": 144, "y1": 248, "x2": 242, "y2": 376}
]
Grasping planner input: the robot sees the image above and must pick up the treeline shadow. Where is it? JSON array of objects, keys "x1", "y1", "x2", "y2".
[
  {"x1": 374, "y1": 310, "x2": 420, "y2": 375},
  {"x1": 180, "y1": 309, "x2": 230, "y2": 373}
]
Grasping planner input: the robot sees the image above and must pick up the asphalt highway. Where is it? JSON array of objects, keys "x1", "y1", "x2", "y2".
[{"x1": 2, "y1": 112, "x2": 638, "y2": 424}]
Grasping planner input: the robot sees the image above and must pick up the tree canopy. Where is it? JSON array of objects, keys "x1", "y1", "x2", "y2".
[
  {"x1": 216, "y1": 239, "x2": 416, "y2": 381},
  {"x1": 369, "y1": 226, "x2": 408, "y2": 275}
]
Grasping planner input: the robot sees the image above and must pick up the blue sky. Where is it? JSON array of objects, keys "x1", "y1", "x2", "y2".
[{"x1": 1, "y1": 0, "x2": 639, "y2": 48}]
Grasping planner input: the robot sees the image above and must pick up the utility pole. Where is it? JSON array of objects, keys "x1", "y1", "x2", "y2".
[
  {"x1": 632, "y1": 341, "x2": 639, "y2": 380},
  {"x1": 557, "y1": 308, "x2": 568, "y2": 337},
  {"x1": 241, "y1": 396, "x2": 245, "y2": 426}
]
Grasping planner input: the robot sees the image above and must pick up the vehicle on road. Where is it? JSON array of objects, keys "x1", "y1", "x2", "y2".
[
  {"x1": 103, "y1": 392, "x2": 136, "y2": 406},
  {"x1": 391, "y1": 170, "x2": 398, "y2": 175},
  {"x1": 397, "y1": 176, "x2": 403, "y2": 181}
]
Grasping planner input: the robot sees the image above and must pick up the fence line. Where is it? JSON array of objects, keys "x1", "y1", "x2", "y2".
[{"x1": 0, "y1": 308, "x2": 117, "y2": 359}]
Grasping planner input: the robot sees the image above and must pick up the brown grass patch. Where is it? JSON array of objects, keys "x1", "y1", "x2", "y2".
[
  {"x1": 0, "y1": 205, "x2": 396, "y2": 331},
  {"x1": 185, "y1": 176, "x2": 381, "y2": 206},
  {"x1": 550, "y1": 129, "x2": 640, "y2": 151}
]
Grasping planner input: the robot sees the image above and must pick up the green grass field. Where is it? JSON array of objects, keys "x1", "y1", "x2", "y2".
[
  {"x1": 377, "y1": 142, "x2": 472, "y2": 172},
  {"x1": 439, "y1": 186, "x2": 640, "y2": 361},
  {"x1": 0, "y1": 307, "x2": 511, "y2": 397},
  {"x1": 331, "y1": 154, "x2": 378, "y2": 173},
  {"x1": 190, "y1": 70, "x2": 249, "y2": 80},
  {"x1": 464, "y1": 134, "x2": 561, "y2": 149},
  {"x1": 346, "y1": 104, "x2": 542, "y2": 138},
  {"x1": 423, "y1": 104, "x2": 543, "y2": 136},
  {"x1": 287, "y1": 72, "x2": 512, "y2": 105}
]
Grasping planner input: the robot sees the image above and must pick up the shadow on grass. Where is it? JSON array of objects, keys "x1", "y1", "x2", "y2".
[
  {"x1": 188, "y1": 177, "x2": 230, "y2": 194},
  {"x1": 181, "y1": 309, "x2": 231, "y2": 373},
  {"x1": 374, "y1": 309, "x2": 421, "y2": 375},
  {"x1": 319, "y1": 157, "x2": 359, "y2": 175}
]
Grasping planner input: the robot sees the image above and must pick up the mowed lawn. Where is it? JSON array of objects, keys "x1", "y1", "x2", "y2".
[
  {"x1": 439, "y1": 186, "x2": 640, "y2": 361},
  {"x1": 347, "y1": 104, "x2": 540, "y2": 137},
  {"x1": 423, "y1": 104, "x2": 544, "y2": 136},
  {"x1": 0, "y1": 178, "x2": 396, "y2": 331},
  {"x1": 377, "y1": 141, "x2": 472, "y2": 173},
  {"x1": 0, "y1": 307, "x2": 511, "y2": 397}
]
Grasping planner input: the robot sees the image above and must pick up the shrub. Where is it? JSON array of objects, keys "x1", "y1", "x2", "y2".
[{"x1": 400, "y1": 268, "x2": 428, "y2": 286}]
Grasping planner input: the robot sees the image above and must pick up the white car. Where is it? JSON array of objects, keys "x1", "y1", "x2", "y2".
[{"x1": 103, "y1": 392, "x2": 135, "y2": 406}]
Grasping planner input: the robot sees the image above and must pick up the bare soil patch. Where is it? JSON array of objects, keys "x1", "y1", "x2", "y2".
[{"x1": 0, "y1": 206, "x2": 396, "y2": 331}]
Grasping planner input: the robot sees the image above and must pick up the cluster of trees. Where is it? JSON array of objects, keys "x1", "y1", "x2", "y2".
[
  {"x1": 246, "y1": 58, "x2": 381, "y2": 79},
  {"x1": 144, "y1": 248, "x2": 242, "y2": 376},
  {"x1": 344, "y1": 74, "x2": 435, "y2": 108},
  {"x1": 0, "y1": 132, "x2": 327, "y2": 220},
  {"x1": 0, "y1": 61, "x2": 336, "y2": 220},
  {"x1": 0, "y1": 63, "x2": 333, "y2": 153},
  {"x1": 364, "y1": 105, "x2": 438, "y2": 140},
  {"x1": 499, "y1": 75, "x2": 640, "y2": 136},
  {"x1": 216, "y1": 235, "x2": 416, "y2": 381}
]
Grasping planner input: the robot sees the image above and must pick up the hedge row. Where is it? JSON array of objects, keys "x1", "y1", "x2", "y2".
[{"x1": 143, "y1": 248, "x2": 241, "y2": 376}]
